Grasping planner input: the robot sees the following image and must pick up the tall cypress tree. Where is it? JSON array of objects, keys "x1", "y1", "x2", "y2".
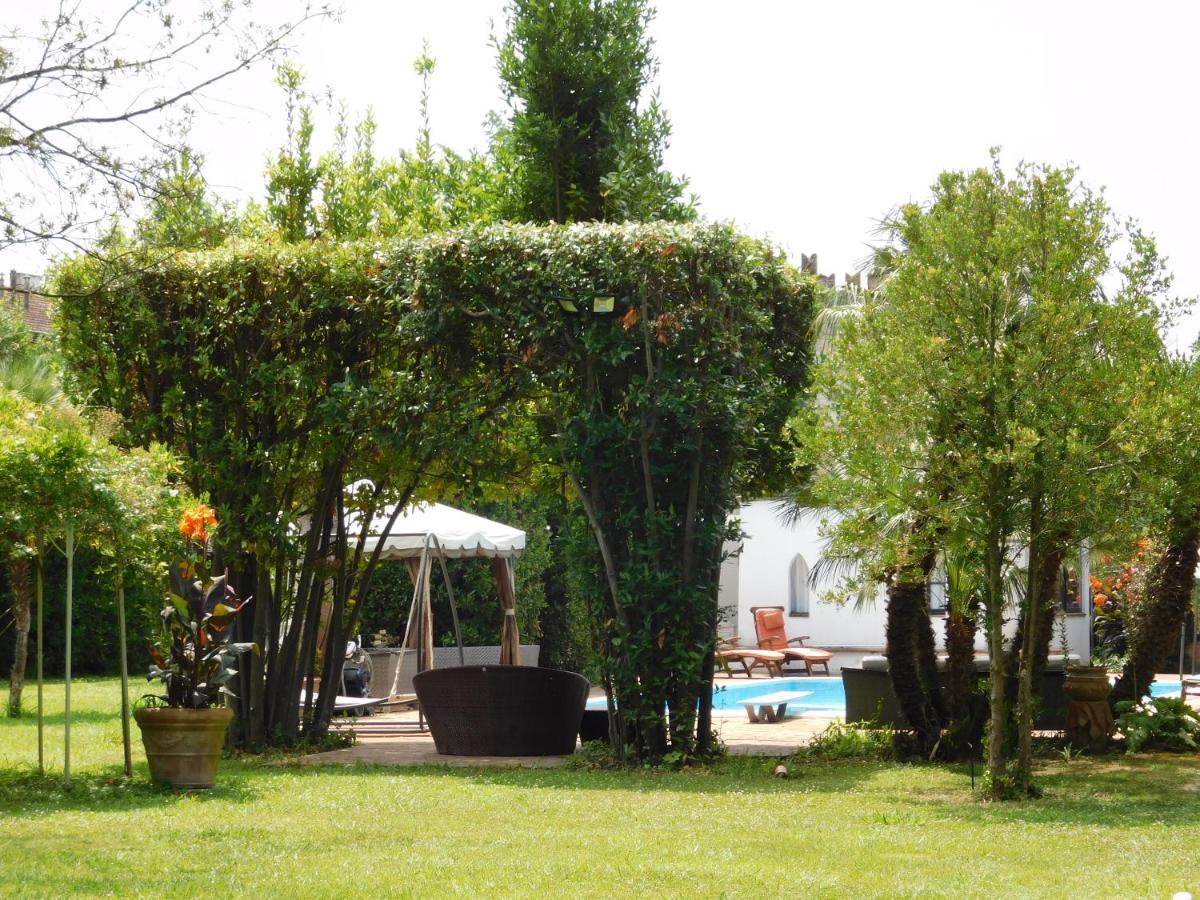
[
  {"x1": 493, "y1": 0, "x2": 693, "y2": 224},
  {"x1": 491, "y1": 0, "x2": 694, "y2": 689}
]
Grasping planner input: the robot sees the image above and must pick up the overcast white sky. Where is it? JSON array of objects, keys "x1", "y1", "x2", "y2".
[{"x1": 7, "y1": 0, "x2": 1200, "y2": 349}]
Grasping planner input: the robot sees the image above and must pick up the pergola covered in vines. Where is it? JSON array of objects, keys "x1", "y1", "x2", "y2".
[{"x1": 57, "y1": 221, "x2": 814, "y2": 758}]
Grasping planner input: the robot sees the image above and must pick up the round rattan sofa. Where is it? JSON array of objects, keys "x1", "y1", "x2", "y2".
[{"x1": 413, "y1": 665, "x2": 589, "y2": 756}]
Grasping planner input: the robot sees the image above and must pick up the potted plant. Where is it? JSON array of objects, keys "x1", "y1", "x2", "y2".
[{"x1": 134, "y1": 504, "x2": 257, "y2": 788}]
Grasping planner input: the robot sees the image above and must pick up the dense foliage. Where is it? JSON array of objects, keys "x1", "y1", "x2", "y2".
[
  {"x1": 57, "y1": 239, "x2": 451, "y2": 745},
  {"x1": 1115, "y1": 696, "x2": 1200, "y2": 753},
  {"x1": 493, "y1": 0, "x2": 692, "y2": 224},
  {"x1": 0, "y1": 548, "x2": 161, "y2": 677},
  {"x1": 487, "y1": 0, "x2": 696, "y2": 688},
  {"x1": 0, "y1": 374, "x2": 183, "y2": 722},
  {"x1": 402, "y1": 222, "x2": 812, "y2": 758},
  {"x1": 799, "y1": 157, "x2": 1172, "y2": 795},
  {"x1": 55, "y1": 222, "x2": 810, "y2": 758}
]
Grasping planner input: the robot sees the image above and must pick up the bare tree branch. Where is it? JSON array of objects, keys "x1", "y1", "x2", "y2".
[{"x1": 0, "y1": 0, "x2": 333, "y2": 255}]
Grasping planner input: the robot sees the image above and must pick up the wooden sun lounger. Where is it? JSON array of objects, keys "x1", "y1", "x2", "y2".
[
  {"x1": 715, "y1": 646, "x2": 786, "y2": 677},
  {"x1": 741, "y1": 690, "x2": 812, "y2": 724},
  {"x1": 751, "y1": 606, "x2": 834, "y2": 675}
]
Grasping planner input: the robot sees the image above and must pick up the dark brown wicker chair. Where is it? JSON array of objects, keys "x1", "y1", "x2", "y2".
[{"x1": 413, "y1": 665, "x2": 590, "y2": 756}]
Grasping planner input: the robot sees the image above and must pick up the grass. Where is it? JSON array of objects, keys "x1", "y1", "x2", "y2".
[{"x1": 2, "y1": 679, "x2": 1199, "y2": 898}]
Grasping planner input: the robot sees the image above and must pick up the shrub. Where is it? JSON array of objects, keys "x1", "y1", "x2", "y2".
[
  {"x1": 1115, "y1": 696, "x2": 1200, "y2": 753},
  {"x1": 795, "y1": 720, "x2": 894, "y2": 762}
]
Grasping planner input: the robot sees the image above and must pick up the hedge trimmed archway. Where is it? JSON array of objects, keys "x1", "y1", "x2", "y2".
[{"x1": 57, "y1": 222, "x2": 814, "y2": 758}]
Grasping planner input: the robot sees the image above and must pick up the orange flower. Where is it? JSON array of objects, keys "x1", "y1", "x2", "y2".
[
  {"x1": 1093, "y1": 593, "x2": 1108, "y2": 606},
  {"x1": 1088, "y1": 575, "x2": 1102, "y2": 592},
  {"x1": 179, "y1": 504, "x2": 218, "y2": 543}
]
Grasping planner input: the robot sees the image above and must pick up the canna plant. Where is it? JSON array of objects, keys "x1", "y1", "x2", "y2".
[{"x1": 145, "y1": 505, "x2": 258, "y2": 709}]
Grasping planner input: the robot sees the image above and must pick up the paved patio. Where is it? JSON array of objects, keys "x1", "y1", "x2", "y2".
[
  {"x1": 298, "y1": 672, "x2": 835, "y2": 768},
  {"x1": 297, "y1": 671, "x2": 1198, "y2": 768}
]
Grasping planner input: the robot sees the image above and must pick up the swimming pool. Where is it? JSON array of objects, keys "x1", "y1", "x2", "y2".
[
  {"x1": 1149, "y1": 681, "x2": 1182, "y2": 699},
  {"x1": 585, "y1": 677, "x2": 847, "y2": 718},
  {"x1": 584, "y1": 677, "x2": 1183, "y2": 720},
  {"x1": 711, "y1": 677, "x2": 845, "y2": 717}
]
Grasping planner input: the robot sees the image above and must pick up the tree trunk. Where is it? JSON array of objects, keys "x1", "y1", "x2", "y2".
[
  {"x1": 984, "y1": 533, "x2": 1010, "y2": 797},
  {"x1": 1010, "y1": 492, "x2": 1058, "y2": 795},
  {"x1": 942, "y1": 598, "x2": 978, "y2": 731},
  {"x1": 536, "y1": 495, "x2": 575, "y2": 671},
  {"x1": 885, "y1": 555, "x2": 941, "y2": 755},
  {"x1": 1014, "y1": 572, "x2": 1041, "y2": 791},
  {"x1": 1111, "y1": 517, "x2": 1200, "y2": 708},
  {"x1": 694, "y1": 539, "x2": 725, "y2": 756},
  {"x1": 7, "y1": 555, "x2": 33, "y2": 718},
  {"x1": 1011, "y1": 543, "x2": 1064, "y2": 790},
  {"x1": 1007, "y1": 548, "x2": 1065, "y2": 691}
]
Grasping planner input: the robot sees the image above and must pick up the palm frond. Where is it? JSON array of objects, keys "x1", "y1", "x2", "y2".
[
  {"x1": 0, "y1": 354, "x2": 63, "y2": 408},
  {"x1": 812, "y1": 284, "x2": 869, "y2": 359}
]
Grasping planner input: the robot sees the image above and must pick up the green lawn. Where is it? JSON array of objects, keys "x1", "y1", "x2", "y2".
[{"x1": 2, "y1": 679, "x2": 1198, "y2": 898}]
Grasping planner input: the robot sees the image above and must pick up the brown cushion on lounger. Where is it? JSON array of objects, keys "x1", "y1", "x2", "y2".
[{"x1": 788, "y1": 648, "x2": 833, "y2": 662}]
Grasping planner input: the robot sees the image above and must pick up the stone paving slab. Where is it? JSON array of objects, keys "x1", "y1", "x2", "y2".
[{"x1": 299, "y1": 737, "x2": 570, "y2": 768}]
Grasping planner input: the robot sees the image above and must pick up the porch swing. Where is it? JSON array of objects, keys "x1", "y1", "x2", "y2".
[{"x1": 353, "y1": 500, "x2": 589, "y2": 755}]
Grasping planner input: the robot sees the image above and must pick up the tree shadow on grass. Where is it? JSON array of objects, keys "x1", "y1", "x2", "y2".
[
  {"x1": 814, "y1": 752, "x2": 1200, "y2": 829},
  {"x1": 268, "y1": 751, "x2": 903, "y2": 799},
  {"x1": 1, "y1": 709, "x2": 126, "y2": 727},
  {"x1": 268, "y1": 750, "x2": 1200, "y2": 827},
  {"x1": 0, "y1": 763, "x2": 261, "y2": 819}
]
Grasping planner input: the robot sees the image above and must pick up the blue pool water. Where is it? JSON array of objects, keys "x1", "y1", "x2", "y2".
[
  {"x1": 585, "y1": 677, "x2": 847, "y2": 718},
  {"x1": 1149, "y1": 681, "x2": 1182, "y2": 699},
  {"x1": 711, "y1": 677, "x2": 846, "y2": 716},
  {"x1": 584, "y1": 677, "x2": 1183, "y2": 720}
]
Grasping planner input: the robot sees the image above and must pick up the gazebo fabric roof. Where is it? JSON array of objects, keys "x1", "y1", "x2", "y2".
[{"x1": 354, "y1": 501, "x2": 526, "y2": 559}]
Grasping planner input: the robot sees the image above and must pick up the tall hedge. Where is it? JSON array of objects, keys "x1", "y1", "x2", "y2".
[
  {"x1": 391, "y1": 222, "x2": 812, "y2": 757},
  {"x1": 56, "y1": 222, "x2": 812, "y2": 757}
]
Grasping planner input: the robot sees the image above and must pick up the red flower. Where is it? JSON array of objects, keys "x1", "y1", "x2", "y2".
[{"x1": 179, "y1": 504, "x2": 218, "y2": 543}]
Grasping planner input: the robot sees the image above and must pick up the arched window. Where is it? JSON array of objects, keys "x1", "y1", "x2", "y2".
[{"x1": 788, "y1": 554, "x2": 810, "y2": 616}]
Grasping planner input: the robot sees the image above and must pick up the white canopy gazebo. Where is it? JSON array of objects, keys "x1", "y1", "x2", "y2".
[
  {"x1": 350, "y1": 501, "x2": 527, "y2": 697},
  {"x1": 358, "y1": 501, "x2": 526, "y2": 560}
]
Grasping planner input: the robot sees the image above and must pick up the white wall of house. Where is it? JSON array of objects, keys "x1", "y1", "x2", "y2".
[
  {"x1": 724, "y1": 499, "x2": 1092, "y2": 658},
  {"x1": 729, "y1": 500, "x2": 887, "y2": 651},
  {"x1": 716, "y1": 540, "x2": 741, "y2": 639}
]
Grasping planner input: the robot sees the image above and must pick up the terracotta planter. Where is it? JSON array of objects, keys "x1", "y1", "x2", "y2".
[
  {"x1": 1064, "y1": 665, "x2": 1112, "y2": 703},
  {"x1": 134, "y1": 706, "x2": 233, "y2": 788}
]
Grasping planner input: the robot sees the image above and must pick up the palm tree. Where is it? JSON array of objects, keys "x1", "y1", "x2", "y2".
[
  {"x1": 1112, "y1": 360, "x2": 1200, "y2": 707},
  {"x1": 0, "y1": 354, "x2": 63, "y2": 409},
  {"x1": 788, "y1": 276, "x2": 949, "y2": 754}
]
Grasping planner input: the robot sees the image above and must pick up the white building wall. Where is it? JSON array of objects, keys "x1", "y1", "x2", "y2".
[
  {"x1": 731, "y1": 500, "x2": 887, "y2": 651},
  {"x1": 716, "y1": 540, "x2": 740, "y2": 639},
  {"x1": 726, "y1": 500, "x2": 1092, "y2": 658}
]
